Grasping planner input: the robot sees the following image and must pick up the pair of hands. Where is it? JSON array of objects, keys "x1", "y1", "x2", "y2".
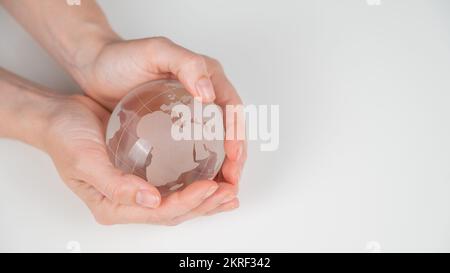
[{"x1": 47, "y1": 37, "x2": 246, "y2": 225}]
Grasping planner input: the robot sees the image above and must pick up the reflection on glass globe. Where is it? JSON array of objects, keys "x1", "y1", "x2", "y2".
[{"x1": 106, "y1": 80, "x2": 225, "y2": 196}]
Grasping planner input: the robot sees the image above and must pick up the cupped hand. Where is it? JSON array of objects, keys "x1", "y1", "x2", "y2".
[
  {"x1": 73, "y1": 37, "x2": 247, "y2": 215},
  {"x1": 45, "y1": 94, "x2": 238, "y2": 225}
]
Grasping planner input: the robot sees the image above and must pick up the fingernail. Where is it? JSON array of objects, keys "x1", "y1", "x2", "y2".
[
  {"x1": 221, "y1": 194, "x2": 235, "y2": 204},
  {"x1": 136, "y1": 190, "x2": 160, "y2": 208},
  {"x1": 196, "y1": 77, "x2": 215, "y2": 102},
  {"x1": 204, "y1": 185, "x2": 219, "y2": 199}
]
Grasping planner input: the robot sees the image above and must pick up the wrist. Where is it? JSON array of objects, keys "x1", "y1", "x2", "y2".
[
  {"x1": 16, "y1": 92, "x2": 56, "y2": 152},
  {"x1": 0, "y1": 70, "x2": 57, "y2": 151},
  {"x1": 65, "y1": 28, "x2": 122, "y2": 89},
  {"x1": 64, "y1": 25, "x2": 121, "y2": 75}
]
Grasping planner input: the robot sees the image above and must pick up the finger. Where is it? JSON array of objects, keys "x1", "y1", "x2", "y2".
[
  {"x1": 148, "y1": 41, "x2": 247, "y2": 184},
  {"x1": 91, "y1": 180, "x2": 219, "y2": 225},
  {"x1": 207, "y1": 58, "x2": 246, "y2": 160},
  {"x1": 152, "y1": 180, "x2": 219, "y2": 224},
  {"x1": 221, "y1": 158, "x2": 244, "y2": 185},
  {"x1": 204, "y1": 57, "x2": 248, "y2": 184},
  {"x1": 76, "y1": 149, "x2": 161, "y2": 209},
  {"x1": 68, "y1": 181, "x2": 161, "y2": 225},
  {"x1": 66, "y1": 178, "x2": 105, "y2": 208},
  {"x1": 205, "y1": 198, "x2": 240, "y2": 216},
  {"x1": 86, "y1": 199, "x2": 157, "y2": 225},
  {"x1": 169, "y1": 182, "x2": 238, "y2": 224},
  {"x1": 148, "y1": 37, "x2": 216, "y2": 102}
]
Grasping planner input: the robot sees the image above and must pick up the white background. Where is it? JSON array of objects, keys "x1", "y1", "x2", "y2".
[{"x1": 1, "y1": 0, "x2": 450, "y2": 252}]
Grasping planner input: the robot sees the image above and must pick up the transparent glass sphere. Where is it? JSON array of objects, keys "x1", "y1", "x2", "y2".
[{"x1": 106, "y1": 80, "x2": 225, "y2": 196}]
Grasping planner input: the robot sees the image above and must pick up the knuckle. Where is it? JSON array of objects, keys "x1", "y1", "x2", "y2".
[
  {"x1": 151, "y1": 36, "x2": 173, "y2": 46},
  {"x1": 205, "y1": 56, "x2": 223, "y2": 71},
  {"x1": 184, "y1": 55, "x2": 207, "y2": 70},
  {"x1": 208, "y1": 57, "x2": 222, "y2": 67}
]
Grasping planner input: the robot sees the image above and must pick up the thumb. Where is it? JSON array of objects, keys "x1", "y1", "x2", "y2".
[
  {"x1": 147, "y1": 37, "x2": 216, "y2": 102},
  {"x1": 78, "y1": 152, "x2": 161, "y2": 208}
]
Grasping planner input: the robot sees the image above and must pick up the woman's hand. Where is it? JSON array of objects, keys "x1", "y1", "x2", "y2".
[
  {"x1": 1, "y1": 0, "x2": 247, "y2": 222},
  {"x1": 1, "y1": 66, "x2": 240, "y2": 225},
  {"x1": 43, "y1": 94, "x2": 240, "y2": 225},
  {"x1": 73, "y1": 37, "x2": 247, "y2": 209}
]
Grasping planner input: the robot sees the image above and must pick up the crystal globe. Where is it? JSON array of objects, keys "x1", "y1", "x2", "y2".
[{"x1": 106, "y1": 80, "x2": 225, "y2": 196}]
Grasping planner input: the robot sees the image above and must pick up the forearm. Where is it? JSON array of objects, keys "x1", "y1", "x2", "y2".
[
  {"x1": 0, "y1": 68, "x2": 55, "y2": 151},
  {"x1": 0, "y1": 0, "x2": 120, "y2": 81}
]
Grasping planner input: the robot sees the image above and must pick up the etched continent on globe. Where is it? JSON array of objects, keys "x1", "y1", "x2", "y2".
[{"x1": 106, "y1": 80, "x2": 225, "y2": 196}]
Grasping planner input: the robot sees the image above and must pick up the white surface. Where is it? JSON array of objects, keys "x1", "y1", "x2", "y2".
[{"x1": 1, "y1": 0, "x2": 450, "y2": 252}]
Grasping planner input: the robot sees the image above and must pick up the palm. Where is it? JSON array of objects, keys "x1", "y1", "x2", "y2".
[
  {"x1": 45, "y1": 95, "x2": 239, "y2": 225},
  {"x1": 63, "y1": 37, "x2": 246, "y2": 224},
  {"x1": 46, "y1": 95, "x2": 112, "y2": 205}
]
